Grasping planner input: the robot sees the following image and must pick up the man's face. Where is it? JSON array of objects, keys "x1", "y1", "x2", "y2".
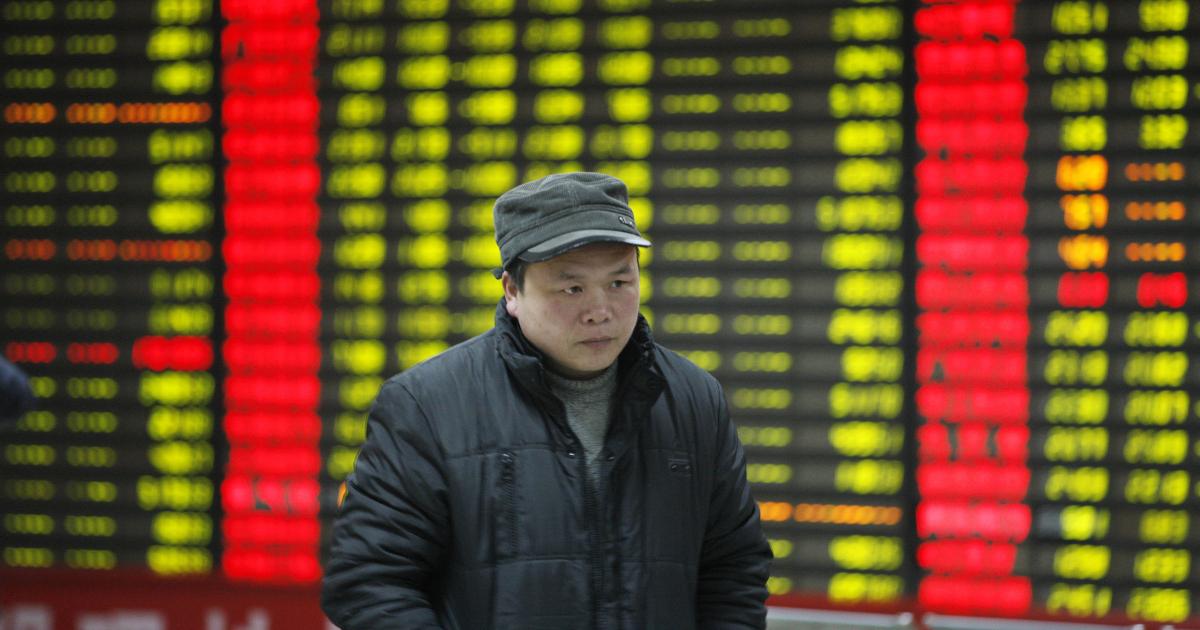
[{"x1": 503, "y1": 242, "x2": 641, "y2": 379}]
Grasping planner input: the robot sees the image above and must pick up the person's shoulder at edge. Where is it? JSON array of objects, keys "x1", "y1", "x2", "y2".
[
  {"x1": 1, "y1": 356, "x2": 36, "y2": 424},
  {"x1": 360, "y1": 329, "x2": 504, "y2": 452},
  {"x1": 377, "y1": 326, "x2": 502, "y2": 392},
  {"x1": 650, "y1": 341, "x2": 722, "y2": 390},
  {"x1": 644, "y1": 341, "x2": 729, "y2": 419}
]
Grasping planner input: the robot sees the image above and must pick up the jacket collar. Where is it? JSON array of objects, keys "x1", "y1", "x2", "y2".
[{"x1": 493, "y1": 299, "x2": 663, "y2": 407}]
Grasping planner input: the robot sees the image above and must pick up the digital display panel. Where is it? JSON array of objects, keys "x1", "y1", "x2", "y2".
[{"x1": 1, "y1": 0, "x2": 1197, "y2": 626}]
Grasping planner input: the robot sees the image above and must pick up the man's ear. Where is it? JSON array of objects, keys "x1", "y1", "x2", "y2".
[{"x1": 501, "y1": 271, "x2": 519, "y2": 317}]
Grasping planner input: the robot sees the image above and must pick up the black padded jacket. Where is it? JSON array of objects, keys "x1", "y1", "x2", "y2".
[{"x1": 322, "y1": 302, "x2": 772, "y2": 629}]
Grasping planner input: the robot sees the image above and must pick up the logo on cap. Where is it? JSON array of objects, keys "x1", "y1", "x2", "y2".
[{"x1": 618, "y1": 215, "x2": 634, "y2": 227}]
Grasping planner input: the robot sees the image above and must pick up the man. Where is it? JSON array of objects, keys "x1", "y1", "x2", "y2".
[{"x1": 322, "y1": 172, "x2": 771, "y2": 629}]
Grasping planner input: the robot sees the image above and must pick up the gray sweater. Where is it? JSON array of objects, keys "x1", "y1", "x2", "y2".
[{"x1": 545, "y1": 364, "x2": 617, "y2": 480}]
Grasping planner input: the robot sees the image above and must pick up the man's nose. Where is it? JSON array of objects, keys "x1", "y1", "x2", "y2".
[{"x1": 581, "y1": 290, "x2": 612, "y2": 324}]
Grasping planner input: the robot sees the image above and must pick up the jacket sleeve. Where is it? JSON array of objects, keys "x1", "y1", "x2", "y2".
[
  {"x1": 696, "y1": 386, "x2": 773, "y2": 629},
  {"x1": 322, "y1": 379, "x2": 449, "y2": 629}
]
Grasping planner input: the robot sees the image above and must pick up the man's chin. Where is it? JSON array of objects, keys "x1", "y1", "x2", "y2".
[{"x1": 552, "y1": 358, "x2": 616, "y2": 380}]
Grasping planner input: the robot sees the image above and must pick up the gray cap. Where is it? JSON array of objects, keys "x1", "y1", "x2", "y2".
[{"x1": 492, "y1": 172, "x2": 651, "y2": 277}]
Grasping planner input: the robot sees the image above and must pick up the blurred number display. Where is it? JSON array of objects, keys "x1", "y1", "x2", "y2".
[
  {"x1": 1, "y1": 0, "x2": 1197, "y2": 625},
  {"x1": 221, "y1": 0, "x2": 324, "y2": 583},
  {"x1": 2, "y1": 0, "x2": 221, "y2": 580}
]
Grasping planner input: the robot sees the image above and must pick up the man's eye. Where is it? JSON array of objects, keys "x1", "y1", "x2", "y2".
[
  {"x1": 611, "y1": 280, "x2": 627, "y2": 288},
  {"x1": 564, "y1": 286, "x2": 582, "y2": 295}
]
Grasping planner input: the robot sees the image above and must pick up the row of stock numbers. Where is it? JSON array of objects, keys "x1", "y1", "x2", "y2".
[
  {"x1": 821, "y1": 3, "x2": 905, "y2": 608},
  {"x1": 753, "y1": 2, "x2": 907, "y2": 607},
  {"x1": 322, "y1": 0, "x2": 391, "y2": 494},
  {"x1": 912, "y1": 0, "x2": 1039, "y2": 618},
  {"x1": 1038, "y1": 0, "x2": 1198, "y2": 624},
  {"x1": 128, "y1": 0, "x2": 218, "y2": 578},
  {"x1": 220, "y1": 0, "x2": 323, "y2": 583}
]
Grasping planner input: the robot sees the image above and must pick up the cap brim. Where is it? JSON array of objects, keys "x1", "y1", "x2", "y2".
[{"x1": 517, "y1": 229, "x2": 652, "y2": 263}]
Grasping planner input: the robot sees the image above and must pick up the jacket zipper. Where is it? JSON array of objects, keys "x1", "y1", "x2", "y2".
[
  {"x1": 578, "y1": 438, "x2": 602, "y2": 630},
  {"x1": 499, "y1": 450, "x2": 516, "y2": 557}
]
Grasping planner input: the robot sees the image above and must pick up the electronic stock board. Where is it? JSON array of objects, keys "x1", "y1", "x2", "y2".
[{"x1": 2, "y1": 0, "x2": 1198, "y2": 626}]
